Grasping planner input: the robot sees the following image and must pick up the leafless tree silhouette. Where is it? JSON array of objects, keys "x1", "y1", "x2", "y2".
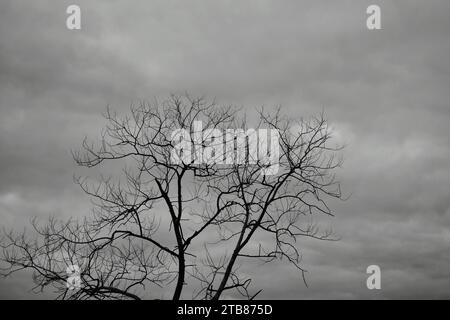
[{"x1": 1, "y1": 95, "x2": 343, "y2": 300}]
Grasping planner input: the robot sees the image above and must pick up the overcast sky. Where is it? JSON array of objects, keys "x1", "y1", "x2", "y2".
[{"x1": 1, "y1": 0, "x2": 450, "y2": 299}]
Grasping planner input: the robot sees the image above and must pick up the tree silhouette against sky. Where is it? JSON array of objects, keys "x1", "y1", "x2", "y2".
[{"x1": 1, "y1": 95, "x2": 343, "y2": 300}]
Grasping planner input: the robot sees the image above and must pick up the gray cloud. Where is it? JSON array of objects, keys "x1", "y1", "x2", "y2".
[{"x1": 1, "y1": 0, "x2": 450, "y2": 299}]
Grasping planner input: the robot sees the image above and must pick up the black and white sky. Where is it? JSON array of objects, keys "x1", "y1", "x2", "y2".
[{"x1": 1, "y1": 0, "x2": 450, "y2": 299}]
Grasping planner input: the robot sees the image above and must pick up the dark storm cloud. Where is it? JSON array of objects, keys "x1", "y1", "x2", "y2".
[{"x1": 1, "y1": 0, "x2": 450, "y2": 298}]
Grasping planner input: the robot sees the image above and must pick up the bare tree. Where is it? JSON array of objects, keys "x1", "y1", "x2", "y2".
[{"x1": 1, "y1": 95, "x2": 343, "y2": 300}]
